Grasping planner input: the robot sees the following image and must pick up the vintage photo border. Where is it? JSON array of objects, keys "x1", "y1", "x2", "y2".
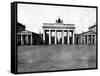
[{"x1": 11, "y1": 1, "x2": 98, "y2": 74}]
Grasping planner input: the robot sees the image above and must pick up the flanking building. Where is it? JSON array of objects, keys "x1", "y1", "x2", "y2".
[
  {"x1": 17, "y1": 22, "x2": 42, "y2": 45},
  {"x1": 78, "y1": 25, "x2": 96, "y2": 44}
]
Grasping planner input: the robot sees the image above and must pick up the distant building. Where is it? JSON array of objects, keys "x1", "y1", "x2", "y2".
[
  {"x1": 17, "y1": 22, "x2": 42, "y2": 45},
  {"x1": 78, "y1": 24, "x2": 96, "y2": 44}
]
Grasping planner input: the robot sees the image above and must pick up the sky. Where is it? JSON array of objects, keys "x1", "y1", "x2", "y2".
[{"x1": 18, "y1": 3, "x2": 96, "y2": 34}]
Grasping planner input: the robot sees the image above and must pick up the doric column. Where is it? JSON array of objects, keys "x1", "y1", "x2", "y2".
[
  {"x1": 94, "y1": 35, "x2": 96, "y2": 44},
  {"x1": 49, "y1": 30, "x2": 51, "y2": 45},
  {"x1": 92, "y1": 35, "x2": 94, "y2": 44},
  {"x1": 91, "y1": 35, "x2": 92, "y2": 44},
  {"x1": 67, "y1": 30, "x2": 69, "y2": 44},
  {"x1": 83, "y1": 35, "x2": 85, "y2": 44},
  {"x1": 95, "y1": 35, "x2": 96, "y2": 44},
  {"x1": 79, "y1": 36, "x2": 80, "y2": 44},
  {"x1": 62, "y1": 30, "x2": 64, "y2": 44},
  {"x1": 55, "y1": 30, "x2": 57, "y2": 44},
  {"x1": 31, "y1": 34, "x2": 32, "y2": 45},
  {"x1": 73, "y1": 30, "x2": 75, "y2": 44},
  {"x1": 21, "y1": 34, "x2": 23, "y2": 45},
  {"x1": 90, "y1": 35, "x2": 91, "y2": 44},
  {"x1": 26, "y1": 34, "x2": 28, "y2": 45},
  {"x1": 81, "y1": 36, "x2": 82, "y2": 44},
  {"x1": 43, "y1": 30, "x2": 45, "y2": 44},
  {"x1": 87, "y1": 35, "x2": 88, "y2": 44},
  {"x1": 85, "y1": 35, "x2": 86, "y2": 44}
]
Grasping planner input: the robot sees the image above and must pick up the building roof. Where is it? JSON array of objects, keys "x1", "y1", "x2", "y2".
[
  {"x1": 17, "y1": 22, "x2": 26, "y2": 28},
  {"x1": 89, "y1": 25, "x2": 96, "y2": 29},
  {"x1": 79, "y1": 31, "x2": 96, "y2": 36}
]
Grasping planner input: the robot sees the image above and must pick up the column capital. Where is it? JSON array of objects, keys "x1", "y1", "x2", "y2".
[
  {"x1": 48, "y1": 29, "x2": 51, "y2": 31},
  {"x1": 43, "y1": 29, "x2": 46, "y2": 31}
]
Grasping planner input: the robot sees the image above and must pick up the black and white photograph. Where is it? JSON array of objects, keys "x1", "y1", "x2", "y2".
[{"x1": 11, "y1": 2, "x2": 97, "y2": 74}]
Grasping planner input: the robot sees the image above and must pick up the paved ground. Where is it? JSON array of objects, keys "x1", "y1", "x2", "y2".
[{"x1": 17, "y1": 44, "x2": 96, "y2": 72}]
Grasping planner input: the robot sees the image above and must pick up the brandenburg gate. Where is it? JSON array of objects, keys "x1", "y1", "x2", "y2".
[{"x1": 42, "y1": 18, "x2": 75, "y2": 45}]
